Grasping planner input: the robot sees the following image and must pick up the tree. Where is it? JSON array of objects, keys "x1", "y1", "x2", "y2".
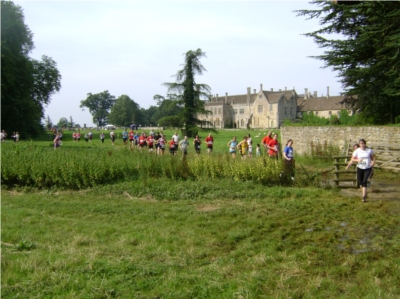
[
  {"x1": 80, "y1": 91, "x2": 115, "y2": 127},
  {"x1": 45, "y1": 115, "x2": 53, "y2": 130},
  {"x1": 57, "y1": 117, "x2": 68, "y2": 129},
  {"x1": 108, "y1": 95, "x2": 140, "y2": 126},
  {"x1": 1, "y1": 1, "x2": 62, "y2": 137},
  {"x1": 151, "y1": 94, "x2": 183, "y2": 127},
  {"x1": 297, "y1": 1, "x2": 400, "y2": 124},
  {"x1": 163, "y1": 49, "x2": 212, "y2": 137}
]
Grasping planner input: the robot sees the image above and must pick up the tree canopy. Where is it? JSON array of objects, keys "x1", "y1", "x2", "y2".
[
  {"x1": 297, "y1": 1, "x2": 400, "y2": 124},
  {"x1": 1, "y1": 1, "x2": 62, "y2": 137},
  {"x1": 80, "y1": 91, "x2": 116, "y2": 127},
  {"x1": 163, "y1": 49, "x2": 212, "y2": 137},
  {"x1": 108, "y1": 95, "x2": 140, "y2": 126}
]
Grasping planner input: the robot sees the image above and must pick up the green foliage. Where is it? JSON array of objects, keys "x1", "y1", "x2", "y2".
[
  {"x1": 297, "y1": 1, "x2": 400, "y2": 124},
  {"x1": 108, "y1": 95, "x2": 140, "y2": 126},
  {"x1": 163, "y1": 49, "x2": 212, "y2": 137},
  {"x1": 151, "y1": 95, "x2": 183, "y2": 127},
  {"x1": 56, "y1": 117, "x2": 68, "y2": 128},
  {"x1": 1, "y1": 143, "x2": 288, "y2": 189},
  {"x1": 302, "y1": 112, "x2": 330, "y2": 126},
  {"x1": 80, "y1": 90, "x2": 116, "y2": 127},
  {"x1": 1, "y1": 1, "x2": 61, "y2": 138}
]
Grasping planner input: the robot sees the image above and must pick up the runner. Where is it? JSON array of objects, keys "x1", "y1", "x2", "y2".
[
  {"x1": 146, "y1": 134, "x2": 155, "y2": 152},
  {"x1": 205, "y1": 133, "x2": 214, "y2": 154},
  {"x1": 129, "y1": 130, "x2": 135, "y2": 150},
  {"x1": 193, "y1": 135, "x2": 202, "y2": 155},
  {"x1": 179, "y1": 136, "x2": 190, "y2": 156},
  {"x1": 122, "y1": 129, "x2": 128, "y2": 146},
  {"x1": 227, "y1": 136, "x2": 238, "y2": 158}
]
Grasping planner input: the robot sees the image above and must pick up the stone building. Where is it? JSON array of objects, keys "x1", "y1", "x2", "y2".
[
  {"x1": 197, "y1": 85, "x2": 347, "y2": 129},
  {"x1": 198, "y1": 84, "x2": 298, "y2": 129},
  {"x1": 297, "y1": 87, "x2": 348, "y2": 119}
]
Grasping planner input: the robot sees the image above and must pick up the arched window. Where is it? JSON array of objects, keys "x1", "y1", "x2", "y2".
[{"x1": 215, "y1": 118, "x2": 220, "y2": 127}]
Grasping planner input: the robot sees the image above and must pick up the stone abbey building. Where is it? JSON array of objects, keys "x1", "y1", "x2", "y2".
[{"x1": 197, "y1": 84, "x2": 347, "y2": 129}]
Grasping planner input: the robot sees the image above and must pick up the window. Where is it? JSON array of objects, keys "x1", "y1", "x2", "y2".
[
  {"x1": 234, "y1": 109, "x2": 237, "y2": 114},
  {"x1": 315, "y1": 111, "x2": 319, "y2": 116},
  {"x1": 269, "y1": 104, "x2": 273, "y2": 111},
  {"x1": 258, "y1": 105, "x2": 263, "y2": 113},
  {"x1": 241, "y1": 119, "x2": 244, "y2": 127},
  {"x1": 218, "y1": 108, "x2": 221, "y2": 114},
  {"x1": 214, "y1": 108, "x2": 217, "y2": 115},
  {"x1": 216, "y1": 118, "x2": 220, "y2": 126},
  {"x1": 240, "y1": 108, "x2": 244, "y2": 114},
  {"x1": 329, "y1": 111, "x2": 332, "y2": 115}
]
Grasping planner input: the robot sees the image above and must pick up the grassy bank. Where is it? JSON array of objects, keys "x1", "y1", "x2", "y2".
[{"x1": 2, "y1": 180, "x2": 400, "y2": 298}]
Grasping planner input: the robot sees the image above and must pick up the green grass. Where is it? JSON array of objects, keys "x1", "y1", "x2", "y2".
[
  {"x1": 2, "y1": 129, "x2": 400, "y2": 298},
  {"x1": 2, "y1": 180, "x2": 400, "y2": 298}
]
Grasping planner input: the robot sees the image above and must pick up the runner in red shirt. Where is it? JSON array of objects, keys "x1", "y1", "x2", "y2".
[
  {"x1": 168, "y1": 138, "x2": 177, "y2": 155},
  {"x1": 205, "y1": 133, "x2": 214, "y2": 154},
  {"x1": 146, "y1": 135, "x2": 154, "y2": 152},
  {"x1": 138, "y1": 133, "x2": 147, "y2": 150},
  {"x1": 267, "y1": 133, "x2": 279, "y2": 159},
  {"x1": 261, "y1": 131, "x2": 272, "y2": 153}
]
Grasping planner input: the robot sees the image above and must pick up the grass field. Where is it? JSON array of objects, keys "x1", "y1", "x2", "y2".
[{"x1": 2, "y1": 128, "x2": 400, "y2": 298}]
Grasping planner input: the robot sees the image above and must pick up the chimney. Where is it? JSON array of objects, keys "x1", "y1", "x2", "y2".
[
  {"x1": 253, "y1": 89, "x2": 256, "y2": 93},
  {"x1": 271, "y1": 88, "x2": 273, "y2": 92},
  {"x1": 225, "y1": 92, "x2": 228, "y2": 104},
  {"x1": 285, "y1": 87, "x2": 287, "y2": 91},
  {"x1": 260, "y1": 83, "x2": 263, "y2": 91},
  {"x1": 305, "y1": 88, "x2": 308, "y2": 100},
  {"x1": 327, "y1": 86, "x2": 330, "y2": 98},
  {"x1": 314, "y1": 91, "x2": 317, "y2": 98},
  {"x1": 216, "y1": 94, "x2": 218, "y2": 102},
  {"x1": 247, "y1": 87, "x2": 251, "y2": 105},
  {"x1": 279, "y1": 89, "x2": 282, "y2": 92}
]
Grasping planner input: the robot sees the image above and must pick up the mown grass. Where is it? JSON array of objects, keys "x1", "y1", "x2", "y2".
[{"x1": 2, "y1": 180, "x2": 400, "y2": 298}]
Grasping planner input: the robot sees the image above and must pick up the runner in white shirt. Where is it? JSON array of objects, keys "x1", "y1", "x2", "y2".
[{"x1": 349, "y1": 138, "x2": 376, "y2": 202}]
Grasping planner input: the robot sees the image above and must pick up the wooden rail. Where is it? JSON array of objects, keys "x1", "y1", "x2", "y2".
[{"x1": 333, "y1": 155, "x2": 358, "y2": 188}]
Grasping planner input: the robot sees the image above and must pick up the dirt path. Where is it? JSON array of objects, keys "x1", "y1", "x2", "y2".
[{"x1": 340, "y1": 179, "x2": 400, "y2": 201}]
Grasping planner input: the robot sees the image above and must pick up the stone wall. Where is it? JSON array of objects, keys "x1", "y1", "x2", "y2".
[{"x1": 281, "y1": 126, "x2": 400, "y2": 155}]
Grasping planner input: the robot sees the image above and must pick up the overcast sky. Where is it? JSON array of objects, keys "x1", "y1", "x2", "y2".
[{"x1": 16, "y1": 0, "x2": 343, "y2": 127}]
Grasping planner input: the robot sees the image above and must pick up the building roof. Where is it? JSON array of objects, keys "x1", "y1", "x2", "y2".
[
  {"x1": 209, "y1": 89, "x2": 295, "y2": 106},
  {"x1": 298, "y1": 96, "x2": 347, "y2": 112},
  {"x1": 209, "y1": 93, "x2": 258, "y2": 105}
]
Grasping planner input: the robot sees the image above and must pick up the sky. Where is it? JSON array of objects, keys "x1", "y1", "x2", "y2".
[{"x1": 16, "y1": 0, "x2": 343, "y2": 127}]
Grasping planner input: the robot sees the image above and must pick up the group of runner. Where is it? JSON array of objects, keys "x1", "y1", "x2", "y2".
[{"x1": 1, "y1": 130, "x2": 20, "y2": 142}]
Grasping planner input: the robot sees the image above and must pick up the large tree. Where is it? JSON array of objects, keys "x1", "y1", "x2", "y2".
[
  {"x1": 297, "y1": 1, "x2": 400, "y2": 124},
  {"x1": 151, "y1": 94, "x2": 183, "y2": 127},
  {"x1": 57, "y1": 117, "x2": 68, "y2": 129},
  {"x1": 1, "y1": 1, "x2": 62, "y2": 137},
  {"x1": 80, "y1": 91, "x2": 115, "y2": 127},
  {"x1": 163, "y1": 49, "x2": 212, "y2": 137},
  {"x1": 108, "y1": 95, "x2": 140, "y2": 126}
]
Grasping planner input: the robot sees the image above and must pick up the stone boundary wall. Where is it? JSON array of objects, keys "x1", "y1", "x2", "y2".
[{"x1": 281, "y1": 126, "x2": 400, "y2": 155}]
